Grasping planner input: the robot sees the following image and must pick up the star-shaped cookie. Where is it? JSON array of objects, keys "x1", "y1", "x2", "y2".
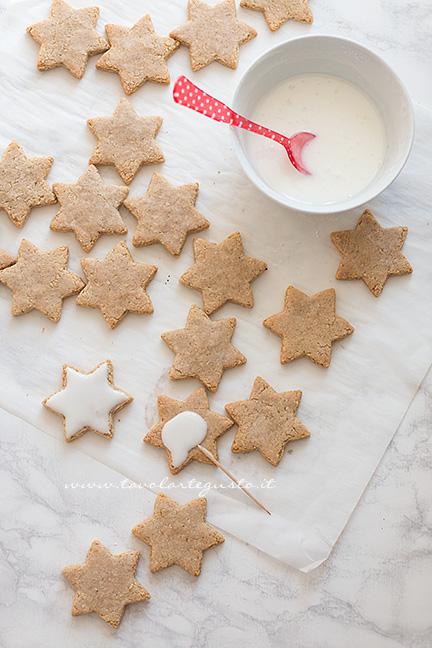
[
  {"x1": 0, "y1": 240, "x2": 83, "y2": 322},
  {"x1": 76, "y1": 241, "x2": 157, "y2": 328},
  {"x1": 0, "y1": 250, "x2": 15, "y2": 270},
  {"x1": 180, "y1": 232, "x2": 267, "y2": 314},
  {"x1": 88, "y1": 99, "x2": 164, "y2": 184},
  {"x1": 43, "y1": 360, "x2": 132, "y2": 442},
  {"x1": 51, "y1": 165, "x2": 128, "y2": 252},
  {"x1": 96, "y1": 15, "x2": 179, "y2": 95},
  {"x1": 132, "y1": 494, "x2": 224, "y2": 576},
  {"x1": 226, "y1": 377, "x2": 310, "y2": 466},
  {"x1": 63, "y1": 539, "x2": 150, "y2": 628},
  {"x1": 144, "y1": 388, "x2": 233, "y2": 474},
  {"x1": 124, "y1": 173, "x2": 209, "y2": 255},
  {"x1": 27, "y1": 0, "x2": 108, "y2": 79},
  {"x1": 161, "y1": 304, "x2": 246, "y2": 391},
  {"x1": 0, "y1": 141, "x2": 56, "y2": 228},
  {"x1": 170, "y1": 0, "x2": 256, "y2": 71},
  {"x1": 240, "y1": 0, "x2": 313, "y2": 31},
  {"x1": 264, "y1": 286, "x2": 354, "y2": 368},
  {"x1": 331, "y1": 209, "x2": 413, "y2": 297}
]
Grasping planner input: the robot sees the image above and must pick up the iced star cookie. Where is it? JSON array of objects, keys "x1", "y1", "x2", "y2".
[
  {"x1": 161, "y1": 304, "x2": 246, "y2": 391},
  {"x1": 240, "y1": 0, "x2": 313, "y2": 31},
  {"x1": 264, "y1": 286, "x2": 354, "y2": 368},
  {"x1": 0, "y1": 141, "x2": 56, "y2": 228},
  {"x1": 226, "y1": 377, "x2": 310, "y2": 466},
  {"x1": 87, "y1": 99, "x2": 164, "y2": 184},
  {"x1": 180, "y1": 232, "x2": 267, "y2": 314},
  {"x1": 27, "y1": 0, "x2": 108, "y2": 79},
  {"x1": 76, "y1": 241, "x2": 157, "y2": 328},
  {"x1": 144, "y1": 387, "x2": 233, "y2": 474},
  {"x1": 96, "y1": 15, "x2": 179, "y2": 95},
  {"x1": 0, "y1": 250, "x2": 15, "y2": 270},
  {"x1": 51, "y1": 165, "x2": 128, "y2": 252},
  {"x1": 63, "y1": 539, "x2": 150, "y2": 628},
  {"x1": 43, "y1": 360, "x2": 132, "y2": 442},
  {"x1": 132, "y1": 494, "x2": 224, "y2": 576},
  {"x1": 0, "y1": 240, "x2": 83, "y2": 322},
  {"x1": 170, "y1": 0, "x2": 256, "y2": 71},
  {"x1": 124, "y1": 173, "x2": 209, "y2": 255},
  {"x1": 331, "y1": 209, "x2": 413, "y2": 297}
]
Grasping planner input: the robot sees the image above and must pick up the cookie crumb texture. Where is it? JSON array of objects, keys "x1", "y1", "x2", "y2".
[
  {"x1": 161, "y1": 304, "x2": 246, "y2": 391},
  {"x1": 170, "y1": 0, "x2": 256, "y2": 71},
  {"x1": 240, "y1": 0, "x2": 313, "y2": 31},
  {"x1": 0, "y1": 239, "x2": 83, "y2": 322},
  {"x1": 63, "y1": 539, "x2": 150, "y2": 628},
  {"x1": 264, "y1": 286, "x2": 354, "y2": 368},
  {"x1": 132, "y1": 494, "x2": 224, "y2": 576},
  {"x1": 27, "y1": 0, "x2": 108, "y2": 79},
  {"x1": 226, "y1": 376, "x2": 310, "y2": 466},
  {"x1": 331, "y1": 209, "x2": 413, "y2": 297},
  {"x1": 144, "y1": 387, "x2": 233, "y2": 473}
]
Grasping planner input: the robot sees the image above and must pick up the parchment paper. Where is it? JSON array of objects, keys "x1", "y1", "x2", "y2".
[{"x1": 0, "y1": 0, "x2": 431, "y2": 572}]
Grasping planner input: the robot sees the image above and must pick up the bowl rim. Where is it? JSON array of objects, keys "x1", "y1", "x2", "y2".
[{"x1": 231, "y1": 34, "x2": 415, "y2": 215}]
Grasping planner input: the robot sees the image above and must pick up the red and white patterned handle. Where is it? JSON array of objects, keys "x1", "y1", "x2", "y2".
[{"x1": 173, "y1": 75, "x2": 316, "y2": 176}]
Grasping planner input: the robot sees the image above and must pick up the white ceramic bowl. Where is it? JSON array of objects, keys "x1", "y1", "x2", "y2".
[{"x1": 231, "y1": 35, "x2": 414, "y2": 214}]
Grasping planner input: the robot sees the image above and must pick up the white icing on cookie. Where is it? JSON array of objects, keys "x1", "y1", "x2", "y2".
[
  {"x1": 45, "y1": 362, "x2": 130, "y2": 440},
  {"x1": 161, "y1": 411, "x2": 208, "y2": 468}
]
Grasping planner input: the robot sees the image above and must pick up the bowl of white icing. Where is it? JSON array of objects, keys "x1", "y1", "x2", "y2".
[{"x1": 232, "y1": 35, "x2": 414, "y2": 214}]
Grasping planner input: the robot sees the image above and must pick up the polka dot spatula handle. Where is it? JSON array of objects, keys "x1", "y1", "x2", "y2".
[{"x1": 173, "y1": 75, "x2": 316, "y2": 176}]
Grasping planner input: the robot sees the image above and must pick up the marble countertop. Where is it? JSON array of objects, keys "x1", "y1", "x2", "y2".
[{"x1": 0, "y1": 0, "x2": 431, "y2": 646}]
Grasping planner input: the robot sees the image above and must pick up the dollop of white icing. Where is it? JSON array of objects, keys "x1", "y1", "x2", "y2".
[{"x1": 161, "y1": 411, "x2": 208, "y2": 468}]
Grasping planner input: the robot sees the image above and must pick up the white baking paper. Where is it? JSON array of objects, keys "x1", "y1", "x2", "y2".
[{"x1": 0, "y1": 0, "x2": 431, "y2": 572}]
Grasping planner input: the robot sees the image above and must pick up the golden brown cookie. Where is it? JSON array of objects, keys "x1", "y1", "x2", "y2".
[
  {"x1": 0, "y1": 240, "x2": 83, "y2": 322},
  {"x1": 226, "y1": 377, "x2": 310, "y2": 466},
  {"x1": 180, "y1": 232, "x2": 267, "y2": 314},
  {"x1": 0, "y1": 141, "x2": 56, "y2": 228},
  {"x1": 144, "y1": 387, "x2": 233, "y2": 474},
  {"x1": 331, "y1": 209, "x2": 413, "y2": 297},
  {"x1": 124, "y1": 173, "x2": 209, "y2": 255},
  {"x1": 0, "y1": 250, "x2": 15, "y2": 270},
  {"x1": 51, "y1": 165, "x2": 128, "y2": 252},
  {"x1": 170, "y1": 0, "x2": 256, "y2": 71},
  {"x1": 96, "y1": 15, "x2": 179, "y2": 95},
  {"x1": 132, "y1": 494, "x2": 224, "y2": 576},
  {"x1": 27, "y1": 0, "x2": 108, "y2": 79},
  {"x1": 76, "y1": 241, "x2": 157, "y2": 328},
  {"x1": 161, "y1": 304, "x2": 246, "y2": 391},
  {"x1": 240, "y1": 0, "x2": 313, "y2": 31},
  {"x1": 43, "y1": 360, "x2": 132, "y2": 442},
  {"x1": 63, "y1": 539, "x2": 150, "y2": 628},
  {"x1": 264, "y1": 286, "x2": 354, "y2": 368},
  {"x1": 88, "y1": 99, "x2": 164, "y2": 184}
]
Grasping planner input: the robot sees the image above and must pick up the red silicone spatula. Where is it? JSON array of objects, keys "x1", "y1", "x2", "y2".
[{"x1": 173, "y1": 75, "x2": 316, "y2": 176}]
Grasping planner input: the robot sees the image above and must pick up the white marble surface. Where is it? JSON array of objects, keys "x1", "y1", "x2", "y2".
[{"x1": 0, "y1": 0, "x2": 432, "y2": 646}]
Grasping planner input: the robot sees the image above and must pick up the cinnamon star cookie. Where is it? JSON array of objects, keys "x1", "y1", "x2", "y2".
[
  {"x1": 124, "y1": 173, "x2": 209, "y2": 255},
  {"x1": 144, "y1": 387, "x2": 233, "y2": 474},
  {"x1": 0, "y1": 141, "x2": 56, "y2": 228},
  {"x1": 0, "y1": 240, "x2": 83, "y2": 322},
  {"x1": 226, "y1": 377, "x2": 310, "y2": 466},
  {"x1": 51, "y1": 165, "x2": 128, "y2": 252},
  {"x1": 88, "y1": 99, "x2": 164, "y2": 184},
  {"x1": 264, "y1": 286, "x2": 354, "y2": 368},
  {"x1": 43, "y1": 360, "x2": 132, "y2": 442},
  {"x1": 180, "y1": 231, "x2": 267, "y2": 314},
  {"x1": 170, "y1": 0, "x2": 256, "y2": 71},
  {"x1": 63, "y1": 539, "x2": 150, "y2": 628},
  {"x1": 27, "y1": 0, "x2": 108, "y2": 79},
  {"x1": 0, "y1": 250, "x2": 15, "y2": 269},
  {"x1": 161, "y1": 304, "x2": 246, "y2": 391},
  {"x1": 76, "y1": 241, "x2": 157, "y2": 328},
  {"x1": 331, "y1": 209, "x2": 413, "y2": 297},
  {"x1": 240, "y1": 0, "x2": 313, "y2": 31},
  {"x1": 96, "y1": 15, "x2": 179, "y2": 95},
  {"x1": 132, "y1": 494, "x2": 224, "y2": 576}
]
